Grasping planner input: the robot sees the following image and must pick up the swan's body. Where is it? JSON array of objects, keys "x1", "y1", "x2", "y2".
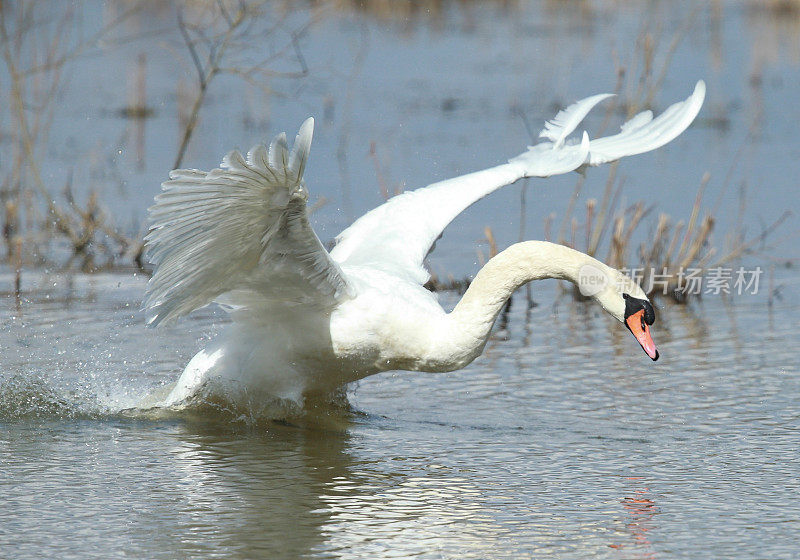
[{"x1": 143, "y1": 81, "x2": 705, "y2": 409}]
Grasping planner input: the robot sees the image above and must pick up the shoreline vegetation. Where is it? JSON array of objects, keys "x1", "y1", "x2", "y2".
[{"x1": 1, "y1": 1, "x2": 795, "y2": 308}]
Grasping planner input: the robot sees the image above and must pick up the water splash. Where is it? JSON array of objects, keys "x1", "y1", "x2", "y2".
[{"x1": 0, "y1": 372, "x2": 108, "y2": 419}]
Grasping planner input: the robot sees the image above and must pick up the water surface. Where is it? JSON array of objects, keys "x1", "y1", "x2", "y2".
[{"x1": 1, "y1": 270, "x2": 798, "y2": 559}]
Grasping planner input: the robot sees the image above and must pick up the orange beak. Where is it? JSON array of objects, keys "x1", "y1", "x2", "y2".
[{"x1": 625, "y1": 309, "x2": 659, "y2": 361}]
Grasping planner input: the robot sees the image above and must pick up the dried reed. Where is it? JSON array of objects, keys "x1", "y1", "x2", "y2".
[{"x1": 554, "y1": 170, "x2": 791, "y2": 303}]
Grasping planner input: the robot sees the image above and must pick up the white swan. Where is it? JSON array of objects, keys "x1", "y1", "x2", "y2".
[{"x1": 143, "y1": 81, "x2": 705, "y2": 408}]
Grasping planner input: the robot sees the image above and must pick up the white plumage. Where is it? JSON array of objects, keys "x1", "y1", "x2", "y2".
[
  {"x1": 142, "y1": 81, "x2": 705, "y2": 411},
  {"x1": 539, "y1": 92, "x2": 614, "y2": 147}
]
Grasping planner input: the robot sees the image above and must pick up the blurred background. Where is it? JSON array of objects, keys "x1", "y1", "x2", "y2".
[{"x1": 0, "y1": 0, "x2": 796, "y2": 281}]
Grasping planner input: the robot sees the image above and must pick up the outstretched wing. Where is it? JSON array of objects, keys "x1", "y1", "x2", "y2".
[
  {"x1": 143, "y1": 118, "x2": 350, "y2": 326},
  {"x1": 330, "y1": 134, "x2": 590, "y2": 284},
  {"x1": 330, "y1": 80, "x2": 706, "y2": 285}
]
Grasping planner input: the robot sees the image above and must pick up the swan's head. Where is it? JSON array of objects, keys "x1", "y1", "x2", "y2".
[
  {"x1": 578, "y1": 264, "x2": 659, "y2": 361},
  {"x1": 621, "y1": 293, "x2": 659, "y2": 361}
]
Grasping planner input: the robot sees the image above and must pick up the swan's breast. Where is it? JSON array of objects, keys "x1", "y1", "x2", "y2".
[{"x1": 329, "y1": 275, "x2": 448, "y2": 373}]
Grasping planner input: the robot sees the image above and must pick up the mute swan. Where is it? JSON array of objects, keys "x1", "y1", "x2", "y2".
[{"x1": 143, "y1": 81, "x2": 705, "y2": 408}]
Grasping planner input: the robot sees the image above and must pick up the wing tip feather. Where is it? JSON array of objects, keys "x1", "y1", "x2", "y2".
[
  {"x1": 290, "y1": 117, "x2": 314, "y2": 180},
  {"x1": 539, "y1": 92, "x2": 615, "y2": 146}
]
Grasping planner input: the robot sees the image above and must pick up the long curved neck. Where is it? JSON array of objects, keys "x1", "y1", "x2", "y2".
[
  {"x1": 434, "y1": 241, "x2": 622, "y2": 369},
  {"x1": 453, "y1": 240, "x2": 588, "y2": 327}
]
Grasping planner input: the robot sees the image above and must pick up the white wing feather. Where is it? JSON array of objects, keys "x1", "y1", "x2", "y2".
[
  {"x1": 332, "y1": 81, "x2": 705, "y2": 284},
  {"x1": 620, "y1": 110, "x2": 653, "y2": 133},
  {"x1": 143, "y1": 117, "x2": 350, "y2": 326},
  {"x1": 539, "y1": 93, "x2": 615, "y2": 147}
]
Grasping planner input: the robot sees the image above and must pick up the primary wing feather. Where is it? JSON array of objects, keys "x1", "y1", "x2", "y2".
[
  {"x1": 143, "y1": 118, "x2": 350, "y2": 326},
  {"x1": 587, "y1": 80, "x2": 705, "y2": 165}
]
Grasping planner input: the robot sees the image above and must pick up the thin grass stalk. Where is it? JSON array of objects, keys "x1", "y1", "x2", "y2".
[
  {"x1": 587, "y1": 162, "x2": 619, "y2": 256},
  {"x1": 677, "y1": 172, "x2": 710, "y2": 261},
  {"x1": 557, "y1": 176, "x2": 584, "y2": 244},
  {"x1": 663, "y1": 220, "x2": 684, "y2": 269}
]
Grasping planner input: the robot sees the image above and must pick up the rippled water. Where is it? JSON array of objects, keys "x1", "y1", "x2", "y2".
[
  {"x1": 3, "y1": 0, "x2": 800, "y2": 558},
  {"x1": 2, "y1": 270, "x2": 798, "y2": 559}
]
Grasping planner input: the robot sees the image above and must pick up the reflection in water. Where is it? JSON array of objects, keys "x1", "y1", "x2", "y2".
[
  {"x1": 168, "y1": 416, "x2": 507, "y2": 558},
  {"x1": 609, "y1": 477, "x2": 659, "y2": 559},
  {"x1": 0, "y1": 418, "x2": 358, "y2": 559},
  {"x1": 157, "y1": 421, "x2": 355, "y2": 559}
]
